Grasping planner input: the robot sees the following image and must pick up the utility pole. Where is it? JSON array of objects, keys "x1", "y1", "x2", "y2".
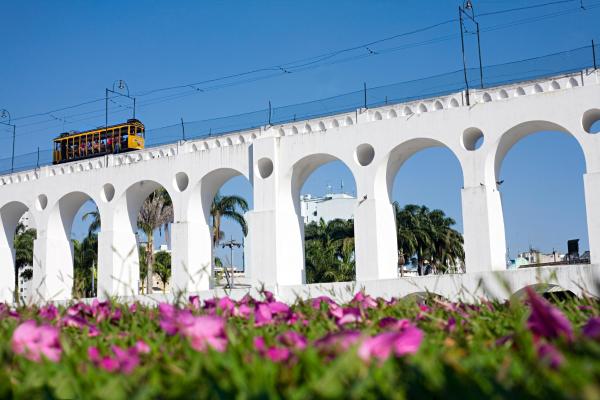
[
  {"x1": 458, "y1": 1, "x2": 484, "y2": 105},
  {"x1": 0, "y1": 109, "x2": 16, "y2": 173},
  {"x1": 221, "y1": 238, "x2": 241, "y2": 289},
  {"x1": 105, "y1": 80, "x2": 136, "y2": 139}
]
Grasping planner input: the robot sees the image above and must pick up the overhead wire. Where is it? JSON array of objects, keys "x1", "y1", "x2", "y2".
[{"x1": 4, "y1": 0, "x2": 599, "y2": 141}]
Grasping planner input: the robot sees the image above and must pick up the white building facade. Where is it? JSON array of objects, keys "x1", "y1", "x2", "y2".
[
  {"x1": 300, "y1": 192, "x2": 356, "y2": 224},
  {"x1": 0, "y1": 71, "x2": 599, "y2": 303}
]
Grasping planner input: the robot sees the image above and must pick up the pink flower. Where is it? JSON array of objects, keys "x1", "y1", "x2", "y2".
[
  {"x1": 311, "y1": 296, "x2": 336, "y2": 309},
  {"x1": 315, "y1": 330, "x2": 362, "y2": 353},
  {"x1": 265, "y1": 347, "x2": 290, "y2": 362},
  {"x1": 582, "y1": 317, "x2": 600, "y2": 340},
  {"x1": 89, "y1": 345, "x2": 141, "y2": 374},
  {"x1": 253, "y1": 336, "x2": 266, "y2": 351},
  {"x1": 135, "y1": 340, "x2": 151, "y2": 354},
  {"x1": 537, "y1": 342, "x2": 563, "y2": 369},
  {"x1": 39, "y1": 304, "x2": 59, "y2": 321},
  {"x1": 277, "y1": 331, "x2": 307, "y2": 350},
  {"x1": 158, "y1": 303, "x2": 194, "y2": 335},
  {"x1": 268, "y1": 301, "x2": 290, "y2": 316},
  {"x1": 217, "y1": 297, "x2": 236, "y2": 314},
  {"x1": 129, "y1": 303, "x2": 138, "y2": 313},
  {"x1": 189, "y1": 295, "x2": 201, "y2": 310},
  {"x1": 358, "y1": 324, "x2": 423, "y2": 361},
  {"x1": 352, "y1": 292, "x2": 378, "y2": 309},
  {"x1": 526, "y1": 288, "x2": 573, "y2": 341},
  {"x1": 234, "y1": 304, "x2": 253, "y2": 319},
  {"x1": 378, "y1": 317, "x2": 411, "y2": 330},
  {"x1": 337, "y1": 307, "x2": 362, "y2": 326},
  {"x1": 12, "y1": 320, "x2": 61, "y2": 363},
  {"x1": 255, "y1": 303, "x2": 273, "y2": 326},
  {"x1": 181, "y1": 315, "x2": 228, "y2": 352}
]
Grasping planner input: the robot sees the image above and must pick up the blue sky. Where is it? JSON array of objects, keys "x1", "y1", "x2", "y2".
[{"x1": 1, "y1": 1, "x2": 598, "y2": 262}]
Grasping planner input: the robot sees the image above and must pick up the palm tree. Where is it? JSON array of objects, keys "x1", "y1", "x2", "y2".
[
  {"x1": 13, "y1": 222, "x2": 36, "y2": 302},
  {"x1": 138, "y1": 188, "x2": 173, "y2": 294},
  {"x1": 154, "y1": 251, "x2": 171, "y2": 293},
  {"x1": 210, "y1": 192, "x2": 248, "y2": 246},
  {"x1": 82, "y1": 209, "x2": 101, "y2": 237},
  {"x1": 305, "y1": 218, "x2": 355, "y2": 283},
  {"x1": 393, "y1": 203, "x2": 464, "y2": 275}
]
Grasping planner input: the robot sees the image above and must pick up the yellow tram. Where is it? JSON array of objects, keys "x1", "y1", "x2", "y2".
[{"x1": 52, "y1": 119, "x2": 145, "y2": 164}]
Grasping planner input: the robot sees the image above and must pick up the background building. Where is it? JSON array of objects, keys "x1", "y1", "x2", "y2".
[{"x1": 300, "y1": 192, "x2": 356, "y2": 224}]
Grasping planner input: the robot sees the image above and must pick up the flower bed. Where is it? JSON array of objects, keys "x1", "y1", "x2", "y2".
[{"x1": 1, "y1": 289, "x2": 599, "y2": 399}]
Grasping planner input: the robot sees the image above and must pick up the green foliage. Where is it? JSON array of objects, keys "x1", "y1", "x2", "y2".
[
  {"x1": 305, "y1": 218, "x2": 355, "y2": 283},
  {"x1": 153, "y1": 251, "x2": 171, "y2": 293},
  {"x1": 211, "y1": 191, "x2": 249, "y2": 246},
  {"x1": 394, "y1": 203, "x2": 464, "y2": 274},
  {"x1": 137, "y1": 188, "x2": 173, "y2": 294},
  {"x1": 72, "y1": 234, "x2": 98, "y2": 298},
  {"x1": 1, "y1": 294, "x2": 600, "y2": 398},
  {"x1": 13, "y1": 223, "x2": 36, "y2": 302}
]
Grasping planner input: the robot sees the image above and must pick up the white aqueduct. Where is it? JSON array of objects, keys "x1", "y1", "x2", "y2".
[{"x1": 2, "y1": 70, "x2": 600, "y2": 303}]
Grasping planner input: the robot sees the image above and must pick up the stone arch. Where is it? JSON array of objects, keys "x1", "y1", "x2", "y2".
[
  {"x1": 331, "y1": 119, "x2": 340, "y2": 128},
  {"x1": 403, "y1": 106, "x2": 414, "y2": 116},
  {"x1": 304, "y1": 124, "x2": 312, "y2": 133},
  {"x1": 418, "y1": 103, "x2": 428, "y2": 113},
  {"x1": 42, "y1": 190, "x2": 101, "y2": 300},
  {"x1": 488, "y1": 120, "x2": 587, "y2": 184},
  {"x1": 278, "y1": 128, "x2": 285, "y2": 137},
  {"x1": 291, "y1": 126, "x2": 299, "y2": 135},
  {"x1": 433, "y1": 100, "x2": 443, "y2": 110},
  {"x1": 550, "y1": 81, "x2": 561, "y2": 91},
  {"x1": 373, "y1": 111, "x2": 383, "y2": 120},
  {"x1": 490, "y1": 121, "x2": 589, "y2": 270},
  {"x1": 345, "y1": 116, "x2": 354, "y2": 126},
  {"x1": 376, "y1": 138, "x2": 464, "y2": 201},
  {"x1": 286, "y1": 153, "x2": 359, "y2": 284},
  {"x1": 0, "y1": 201, "x2": 32, "y2": 302},
  {"x1": 225, "y1": 137, "x2": 233, "y2": 146},
  {"x1": 449, "y1": 98, "x2": 460, "y2": 108},
  {"x1": 482, "y1": 93, "x2": 492, "y2": 103},
  {"x1": 511, "y1": 283, "x2": 577, "y2": 301},
  {"x1": 318, "y1": 121, "x2": 326, "y2": 131},
  {"x1": 186, "y1": 167, "x2": 252, "y2": 289},
  {"x1": 238, "y1": 135, "x2": 245, "y2": 144},
  {"x1": 498, "y1": 89, "x2": 509, "y2": 100},
  {"x1": 532, "y1": 84, "x2": 543, "y2": 94},
  {"x1": 515, "y1": 87, "x2": 526, "y2": 96},
  {"x1": 109, "y1": 180, "x2": 174, "y2": 296},
  {"x1": 376, "y1": 138, "x2": 466, "y2": 275},
  {"x1": 388, "y1": 109, "x2": 398, "y2": 118}
]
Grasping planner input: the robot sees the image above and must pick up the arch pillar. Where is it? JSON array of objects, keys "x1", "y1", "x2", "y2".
[
  {"x1": 30, "y1": 227, "x2": 74, "y2": 302},
  {"x1": 584, "y1": 171, "x2": 600, "y2": 264},
  {"x1": 170, "y1": 220, "x2": 212, "y2": 293},
  {"x1": 0, "y1": 202, "x2": 29, "y2": 302},
  {"x1": 461, "y1": 184, "x2": 507, "y2": 272},
  {"x1": 353, "y1": 196, "x2": 398, "y2": 281},
  {"x1": 97, "y1": 228, "x2": 139, "y2": 298},
  {"x1": 247, "y1": 136, "x2": 303, "y2": 286}
]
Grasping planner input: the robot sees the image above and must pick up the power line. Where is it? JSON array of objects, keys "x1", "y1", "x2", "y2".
[{"x1": 4, "y1": 0, "x2": 599, "y2": 139}]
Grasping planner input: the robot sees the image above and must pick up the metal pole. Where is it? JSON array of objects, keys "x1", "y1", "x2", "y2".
[
  {"x1": 363, "y1": 82, "x2": 367, "y2": 109},
  {"x1": 105, "y1": 88, "x2": 109, "y2": 137},
  {"x1": 268, "y1": 101, "x2": 272, "y2": 126},
  {"x1": 36, "y1": 147, "x2": 40, "y2": 169},
  {"x1": 459, "y1": 7, "x2": 470, "y2": 106},
  {"x1": 181, "y1": 118, "x2": 186, "y2": 140},
  {"x1": 133, "y1": 97, "x2": 136, "y2": 119},
  {"x1": 593, "y1": 39, "x2": 597, "y2": 70},
  {"x1": 476, "y1": 22, "x2": 484, "y2": 88},
  {"x1": 10, "y1": 125, "x2": 15, "y2": 173}
]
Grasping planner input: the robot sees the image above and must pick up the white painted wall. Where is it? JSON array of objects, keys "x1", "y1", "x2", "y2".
[{"x1": 0, "y1": 71, "x2": 599, "y2": 303}]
